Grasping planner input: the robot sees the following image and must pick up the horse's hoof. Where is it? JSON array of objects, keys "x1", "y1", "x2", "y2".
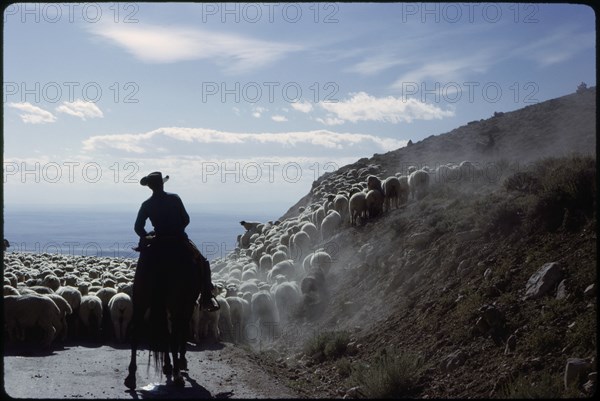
[
  {"x1": 173, "y1": 375, "x2": 185, "y2": 387},
  {"x1": 163, "y1": 364, "x2": 173, "y2": 376},
  {"x1": 124, "y1": 375, "x2": 136, "y2": 390}
]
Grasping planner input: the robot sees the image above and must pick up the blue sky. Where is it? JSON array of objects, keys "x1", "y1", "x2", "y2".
[{"x1": 3, "y1": 3, "x2": 596, "y2": 216}]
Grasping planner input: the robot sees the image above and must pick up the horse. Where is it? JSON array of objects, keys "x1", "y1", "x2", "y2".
[{"x1": 124, "y1": 236, "x2": 202, "y2": 389}]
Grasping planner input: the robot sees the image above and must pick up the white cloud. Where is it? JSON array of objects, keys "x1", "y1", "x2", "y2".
[
  {"x1": 347, "y1": 55, "x2": 409, "y2": 75},
  {"x1": 315, "y1": 117, "x2": 345, "y2": 126},
  {"x1": 271, "y1": 115, "x2": 288, "y2": 122},
  {"x1": 81, "y1": 127, "x2": 407, "y2": 154},
  {"x1": 252, "y1": 106, "x2": 268, "y2": 118},
  {"x1": 7, "y1": 102, "x2": 57, "y2": 124},
  {"x1": 290, "y1": 101, "x2": 314, "y2": 113},
  {"x1": 510, "y1": 27, "x2": 595, "y2": 67},
  {"x1": 319, "y1": 92, "x2": 454, "y2": 124},
  {"x1": 55, "y1": 99, "x2": 104, "y2": 121},
  {"x1": 89, "y1": 23, "x2": 303, "y2": 73}
]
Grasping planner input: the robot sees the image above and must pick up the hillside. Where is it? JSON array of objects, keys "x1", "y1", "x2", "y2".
[
  {"x1": 280, "y1": 87, "x2": 596, "y2": 222},
  {"x1": 250, "y1": 87, "x2": 597, "y2": 398}
]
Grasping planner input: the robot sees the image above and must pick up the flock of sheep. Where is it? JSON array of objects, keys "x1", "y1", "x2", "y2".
[{"x1": 3, "y1": 160, "x2": 481, "y2": 349}]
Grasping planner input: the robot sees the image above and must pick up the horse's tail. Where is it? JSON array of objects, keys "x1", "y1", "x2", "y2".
[{"x1": 148, "y1": 303, "x2": 168, "y2": 375}]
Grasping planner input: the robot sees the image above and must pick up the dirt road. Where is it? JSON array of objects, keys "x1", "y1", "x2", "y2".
[{"x1": 3, "y1": 342, "x2": 298, "y2": 399}]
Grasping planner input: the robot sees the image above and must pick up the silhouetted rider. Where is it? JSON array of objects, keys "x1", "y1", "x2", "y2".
[
  {"x1": 135, "y1": 174, "x2": 189, "y2": 238},
  {"x1": 134, "y1": 171, "x2": 216, "y2": 311}
]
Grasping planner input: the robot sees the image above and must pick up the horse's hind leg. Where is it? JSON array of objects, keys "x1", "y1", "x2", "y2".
[{"x1": 162, "y1": 352, "x2": 173, "y2": 376}]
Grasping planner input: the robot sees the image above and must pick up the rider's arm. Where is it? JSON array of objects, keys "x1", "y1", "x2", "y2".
[
  {"x1": 134, "y1": 204, "x2": 149, "y2": 237},
  {"x1": 177, "y1": 195, "x2": 190, "y2": 229}
]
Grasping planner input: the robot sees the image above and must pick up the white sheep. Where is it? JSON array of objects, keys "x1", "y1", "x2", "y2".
[
  {"x1": 310, "y1": 251, "x2": 333, "y2": 276},
  {"x1": 193, "y1": 302, "x2": 220, "y2": 342},
  {"x1": 241, "y1": 268, "x2": 257, "y2": 282},
  {"x1": 333, "y1": 194, "x2": 349, "y2": 219},
  {"x1": 267, "y1": 260, "x2": 297, "y2": 283},
  {"x1": 107, "y1": 292, "x2": 133, "y2": 343},
  {"x1": 225, "y1": 296, "x2": 250, "y2": 343},
  {"x1": 30, "y1": 285, "x2": 54, "y2": 295},
  {"x1": 349, "y1": 192, "x2": 368, "y2": 226},
  {"x1": 239, "y1": 281, "x2": 259, "y2": 295},
  {"x1": 79, "y1": 295, "x2": 103, "y2": 340},
  {"x1": 272, "y1": 281, "x2": 302, "y2": 323},
  {"x1": 46, "y1": 293, "x2": 73, "y2": 341},
  {"x1": 290, "y1": 231, "x2": 311, "y2": 261},
  {"x1": 408, "y1": 169, "x2": 431, "y2": 200},
  {"x1": 250, "y1": 290, "x2": 280, "y2": 341},
  {"x1": 4, "y1": 294, "x2": 62, "y2": 348},
  {"x1": 216, "y1": 295, "x2": 234, "y2": 342},
  {"x1": 42, "y1": 274, "x2": 61, "y2": 291},
  {"x1": 4, "y1": 285, "x2": 19, "y2": 296},
  {"x1": 312, "y1": 207, "x2": 326, "y2": 229},
  {"x1": 320, "y1": 210, "x2": 342, "y2": 240},
  {"x1": 300, "y1": 266, "x2": 328, "y2": 319},
  {"x1": 397, "y1": 175, "x2": 410, "y2": 205},
  {"x1": 56, "y1": 286, "x2": 82, "y2": 313},
  {"x1": 271, "y1": 250, "x2": 288, "y2": 266},
  {"x1": 302, "y1": 254, "x2": 313, "y2": 275},
  {"x1": 301, "y1": 222, "x2": 319, "y2": 244}
]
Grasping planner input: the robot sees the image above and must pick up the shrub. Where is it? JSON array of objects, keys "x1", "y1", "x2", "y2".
[
  {"x1": 501, "y1": 155, "x2": 596, "y2": 232},
  {"x1": 335, "y1": 357, "x2": 352, "y2": 378},
  {"x1": 304, "y1": 330, "x2": 350, "y2": 362},
  {"x1": 499, "y1": 371, "x2": 565, "y2": 398},
  {"x1": 351, "y1": 349, "x2": 423, "y2": 398}
]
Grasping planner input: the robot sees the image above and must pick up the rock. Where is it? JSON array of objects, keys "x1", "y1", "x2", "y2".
[
  {"x1": 456, "y1": 260, "x2": 470, "y2": 276},
  {"x1": 584, "y1": 283, "x2": 596, "y2": 298},
  {"x1": 583, "y1": 372, "x2": 597, "y2": 394},
  {"x1": 556, "y1": 279, "x2": 568, "y2": 300},
  {"x1": 504, "y1": 334, "x2": 517, "y2": 354},
  {"x1": 483, "y1": 268, "x2": 493, "y2": 280},
  {"x1": 481, "y1": 304, "x2": 505, "y2": 329},
  {"x1": 564, "y1": 358, "x2": 593, "y2": 389},
  {"x1": 525, "y1": 262, "x2": 563, "y2": 299}
]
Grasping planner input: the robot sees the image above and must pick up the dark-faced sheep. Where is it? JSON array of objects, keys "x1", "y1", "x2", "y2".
[
  {"x1": 365, "y1": 189, "x2": 384, "y2": 218},
  {"x1": 382, "y1": 176, "x2": 404, "y2": 211}
]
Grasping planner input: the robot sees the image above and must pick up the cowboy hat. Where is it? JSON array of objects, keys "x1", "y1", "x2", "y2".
[{"x1": 140, "y1": 171, "x2": 170, "y2": 186}]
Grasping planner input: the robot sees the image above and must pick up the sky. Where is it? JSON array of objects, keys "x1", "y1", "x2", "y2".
[{"x1": 2, "y1": 2, "x2": 596, "y2": 217}]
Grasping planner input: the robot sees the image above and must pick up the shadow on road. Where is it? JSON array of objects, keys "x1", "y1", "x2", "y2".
[{"x1": 124, "y1": 372, "x2": 213, "y2": 399}]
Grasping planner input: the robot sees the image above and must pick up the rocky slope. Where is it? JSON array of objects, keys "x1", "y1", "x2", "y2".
[{"x1": 251, "y1": 86, "x2": 597, "y2": 398}]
